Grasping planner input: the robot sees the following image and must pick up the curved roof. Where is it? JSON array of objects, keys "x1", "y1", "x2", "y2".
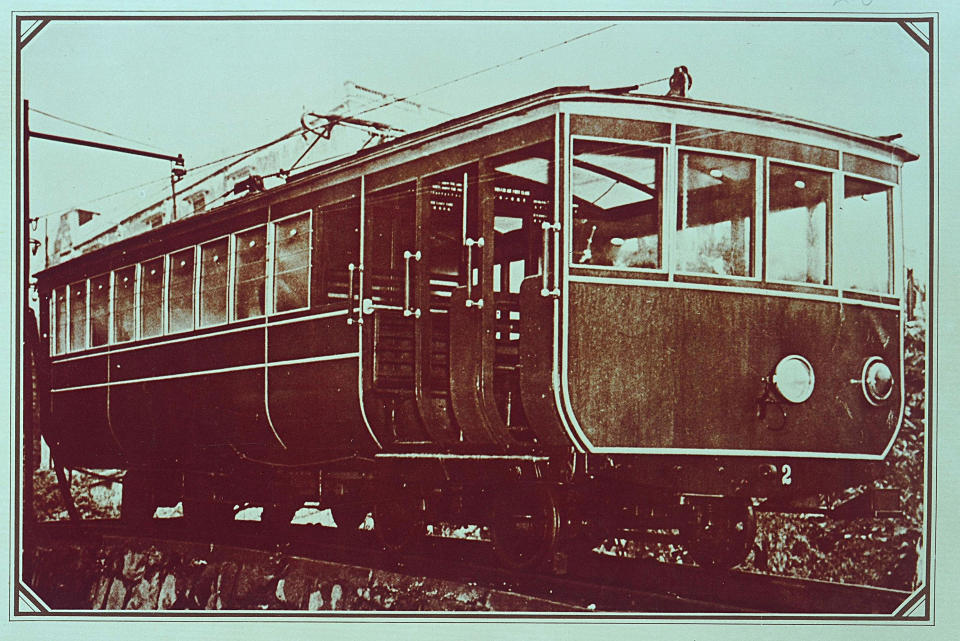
[
  {"x1": 37, "y1": 85, "x2": 919, "y2": 282},
  {"x1": 286, "y1": 85, "x2": 919, "y2": 187}
]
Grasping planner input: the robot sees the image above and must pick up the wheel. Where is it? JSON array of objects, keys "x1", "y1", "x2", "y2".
[
  {"x1": 331, "y1": 504, "x2": 369, "y2": 531},
  {"x1": 681, "y1": 500, "x2": 756, "y2": 569},
  {"x1": 260, "y1": 502, "x2": 300, "y2": 528},
  {"x1": 490, "y1": 484, "x2": 561, "y2": 570},
  {"x1": 372, "y1": 486, "x2": 425, "y2": 553},
  {"x1": 121, "y1": 471, "x2": 156, "y2": 524}
]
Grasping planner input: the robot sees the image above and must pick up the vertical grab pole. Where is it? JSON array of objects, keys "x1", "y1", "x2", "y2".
[
  {"x1": 403, "y1": 250, "x2": 421, "y2": 317},
  {"x1": 347, "y1": 262, "x2": 357, "y2": 325},
  {"x1": 540, "y1": 221, "x2": 560, "y2": 297},
  {"x1": 464, "y1": 237, "x2": 484, "y2": 308}
]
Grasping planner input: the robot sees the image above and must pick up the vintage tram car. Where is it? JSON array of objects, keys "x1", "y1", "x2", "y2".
[{"x1": 35, "y1": 87, "x2": 917, "y2": 568}]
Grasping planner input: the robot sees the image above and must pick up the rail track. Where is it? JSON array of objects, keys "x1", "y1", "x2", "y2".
[{"x1": 25, "y1": 518, "x2": 910, "y2": 615}]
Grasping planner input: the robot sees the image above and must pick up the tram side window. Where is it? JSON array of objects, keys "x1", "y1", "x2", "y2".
[
  {"x1": 676, "y1": 151, "x2": 756, "y2": 277},
  {"x1": 366, "y1": 185, "x2": 416, "y2": 307},
  {"x1": 88, "y1": 274, "x2": 110, "y2": 347},
  {"x1": 318, "y1": 201, "x2": 360, "y2": 304},
  {"x1": 766, "y1": 164, "x2": 830, "y2": 285},
  {"x1": 113, "y1": 266, "x2": 136, "y2": 342},
  {"x1": 234, "y1": 226, "x2": 267, "y2": 320},
  {"x1": 273, "y1": 213, "x2": 311, "y2": 313},
  {"x1": 426, "y1": 173, "x2": 466, "y2": 282},
  {"x1": 571, "y1": 140, "x2": 663, "y2": 269},
  {"x1": 836, "y1": 177, "x2": 893, "y2": 294},
  {"x1": 69, "y1": 281, "x2": 87, "y2": 351},
  {"x1": 168, "y1": 247, "x2": 196, "y2": 333},
  {"x1": 52, "y1": 288, "x2": 67, "y2": 354},
  {"x1": 200, "y1": 237, "x2": 230, "y2": 327},
  {"x1": 140, "y1": 257, "x2": 165, "y2": 338}
]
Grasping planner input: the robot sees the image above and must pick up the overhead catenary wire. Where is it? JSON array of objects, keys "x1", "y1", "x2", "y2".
[
  {"x1": 30, "y1": 106, "x2": 164, "y2": 151},
  {"x1": 350, "y1": 23, "x2": 619, "y2": 120},
  {"x1": 35, "y1": 24, "x2": 619, "y2": 221},
  {"x1": 36, "y1": 23, "x2": 666, "y2": 227}
]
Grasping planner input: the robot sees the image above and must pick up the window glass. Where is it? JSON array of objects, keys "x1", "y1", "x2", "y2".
[
  {"x1": 426, "y1": 173, "x2": 466, "y2": 281},
  {"x1": 200, "y1": 237, "x2": 230, "y2": 327},
  {"x1": 89, "y1": 275, "x2": 110, "y2": 347},
  {"x1": 366, "y1": 184, "x2": 417, "y2": 311},
  {"x1": 836, "y1": 177, "x2": 892, "y2": 293},
  {"x1": 69, "y1": 281, "x2": 87, "y2": 351},
  {"x1": 318, "y1": 200, "x2": 360, "y2": 305},
  {"x1": 234, "y1": 226, "x2": 266, "y2": 320},
  {"x1": 140, "y1": 257, "x2": 165, "y2": 338},
  {"x1": 168, "y1": 247, "x2": 196, "y2": 333},
  {"x1": 273, "y1": 213, "x2": 311, "y2": 312},
  {"x1": 676, "y1": 151, "x2": 756, "y2": 276},
  {"x1": 110, "y1": 267, "x2": 135, "y2": 343},
  {"x1": 571, "y1": 140, "x2": 662, "y2": 268},
  {"x1": 53, "y1": 288, "x2": 67, "y2": 354},
  {"x1": 767, "y1": 164, "x2": 831, "y2": 285}
]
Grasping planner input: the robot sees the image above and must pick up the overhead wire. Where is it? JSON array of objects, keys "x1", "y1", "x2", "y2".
[
  {"x1": 29, "y1": 106, "x2": 164, "y2": 151},
  {"x1": 349, "y1": 23, "x2": 619, "y2": 120},
  {"x1": 34, "y1": 23, "x2": 651, "y2": 227},
  {"x1": 32, "y1": 126, "x2": 305, "y2": 222}
]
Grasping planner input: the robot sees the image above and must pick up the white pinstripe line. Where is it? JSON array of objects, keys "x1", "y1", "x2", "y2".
[
  {"x1": 49, "y1": 309, "x2": 349, "y2": 364},
  {"x1": 50, "y1": 352, "x2": 360, "y2": 393}
]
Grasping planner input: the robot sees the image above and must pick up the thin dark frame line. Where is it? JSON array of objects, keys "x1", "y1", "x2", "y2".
[
  {"x1": 9, "y1": 13, "x2": 943, "y2": 22},
  {"x1": 12, "y1": 12, "x2": 938, "y2": 622}
]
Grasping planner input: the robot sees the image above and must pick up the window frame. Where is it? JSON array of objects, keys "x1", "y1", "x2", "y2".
[
  {"x1": 198, "y1": 234, "x2": 232, "y2": 329},
  {"x1": 231, "y1": 221, "x2": 269, "y2": 321},
  {"x1": 111, "y1": 263, "x2": 139, "y2": 344},
  {"x1": 315, "y1": 196, "x2": 363, "y2": 308},
  {"x1": 85, "y1": 271, "x2": 110, "y2": 349},
  {"x1": 567, "y1": 134, "x2": 669, "y2": 275},
  {"x1": 138, "y1": 254, "x2": 167, "y2": 339},
  {"x1": 50, "y1": 286, "x2": 68, "y2": 355},
  {"x1": 673, "y1": 145, "x2": 763, "y2": 282},
  {"x1": 762, "y1": 157, "x2": 837, "y2": 290},
  {"x1": 66, "y1": 279, "x2": 89, "y2": 353},
  {"x1": 270, "y1": 209, "x2": 314, "y2": 315},
  {"x1": 166, "y1": 245, "x2": 199, "y2": 335},
  {"x1": 834, "y1": 170, "x2": 898, "y2": 296}
]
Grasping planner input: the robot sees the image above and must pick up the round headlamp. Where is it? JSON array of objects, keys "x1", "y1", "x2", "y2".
[
  {"x1": 772, "y1": 355, "x2": 816, "y2": 403},
  {"x1": 860, "y1": 356, "x2": 894, "y2": 405}
]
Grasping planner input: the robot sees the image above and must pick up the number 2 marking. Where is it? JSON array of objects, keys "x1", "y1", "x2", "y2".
[{"x1": 781, "y1": 464, "x2": 793, "y2": 486}]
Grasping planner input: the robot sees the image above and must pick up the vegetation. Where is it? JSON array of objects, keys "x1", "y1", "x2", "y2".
[
  {"x1": 34, "y1": 468, "x2": 121, "y2": 521},
  {"x1": 742, "y1": 318, "x2": 926, "y2": 590}
]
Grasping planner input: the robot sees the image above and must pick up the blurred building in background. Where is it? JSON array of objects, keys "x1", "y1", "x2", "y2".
[{"x1": 37, "y1": 81, "x2": 440, "y2": 271}]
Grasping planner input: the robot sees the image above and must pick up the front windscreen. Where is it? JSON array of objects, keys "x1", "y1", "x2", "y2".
[
  {"x1": 836, "y1": 177, "x2": 893, "y2": 294},
  {"x1": 571, "y1": 140, "x2": 662, "y2": 269},
  {"x1": 767, "y1": 163, "x2": 830, "y2": 285},
  {"x1": 676, "y1": 150, "x2": 756, "y2": 277}
]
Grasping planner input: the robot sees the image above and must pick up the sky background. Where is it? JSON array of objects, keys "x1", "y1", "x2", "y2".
[{"x1": 19, "y1": 17, "x2": 930, "y2": 275}]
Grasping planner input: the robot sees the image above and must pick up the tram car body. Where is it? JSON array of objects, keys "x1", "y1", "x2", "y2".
[{"x1": 35, "y1": 87, "x2": 917, "y2": 567}]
